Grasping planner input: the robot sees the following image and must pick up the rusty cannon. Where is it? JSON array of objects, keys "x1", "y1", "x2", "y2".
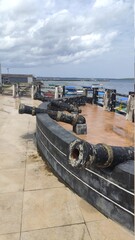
[
  {"x1": 19, "y1": 103, "x2": 86, "y2": 126},
  {"x1": 69, "y1": 139, "x2": 134, "y2": 169},
  {"x1": 34, "y1": 92, "x2": 52, "y2": 102},
  {"x1": 47, "y1": 100, "x2": 81, "y2": 113}
]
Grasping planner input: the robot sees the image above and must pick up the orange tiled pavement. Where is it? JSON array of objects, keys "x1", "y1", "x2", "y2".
[{"x1": 59, "y1": 103, "x2": 134, "y2": 146}]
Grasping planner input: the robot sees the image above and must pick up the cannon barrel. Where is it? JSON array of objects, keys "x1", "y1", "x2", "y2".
[
  {"x1": 19, "y1": 103, "x2": 47, "y2": 115},
  {"x1": 48, "y1": 100, "x2": 82, "y2": 113},
  {"x1": 69, "y1": 139, "x2": 134, "y2": 168},
  {"x1": 19, "y1": 104, "x2": 86, "y2": 125},
  {"x1": 34, "y1": 92, "x2": 51, "y2": 102}
]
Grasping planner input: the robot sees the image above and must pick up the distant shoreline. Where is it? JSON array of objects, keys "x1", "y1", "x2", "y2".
[{"x1": 37, "y1": 77, "x2": 134, "y2": 82}]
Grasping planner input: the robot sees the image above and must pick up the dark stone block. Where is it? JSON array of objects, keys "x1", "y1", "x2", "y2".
[
  {"x1": 111, "y1": 161, "x2": 134, "y2": 192},
  {"x1": 73, "y1": 123, "x2": 87, "y2": 134}
]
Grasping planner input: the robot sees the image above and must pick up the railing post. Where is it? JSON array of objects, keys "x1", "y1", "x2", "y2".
[
  {"x1": 31, "y1": 84, "x2": 35, "y2": 99},
  {"x1": 110, "y1": 89, "x2": 116, "y2": 111},
  {"x1": 62, "y1": 86, "x2": 65, "y2": 97},
  {"x1": 83, "y1": 88, "x2": 88, "y2": 97},
  {"x1": 93, "y1": 88, "x2": 98, "y2": 104},
  {"x1": 0, "y1": 63, "x2": 2, "y2": 94},
  {"x1": 103, "y1": 89, "x2": 116, "y2": 111},
  {"x1": 12, "y1": 84, "x2": 16, "y2": 98},
  {"x1": 0, "y1": 84, "x2": 2, "y2": 94},
  {"x1": 37, "y1": 84, "x2": 41, "y2": 94},
  {"x1": 126, "y1": 92, "x2": 134, "y2": 122},
  {"x1": 103, "y1": 90, "x2": 109, "y2": 110},
  {"x1": 16, "y1": 83, "x2": 19, "y2": 97},
  {"x1": 54, "y1": 86, "x2": 59, "y2": 99},
  {"x1": 58, "y1": 85, "x2": 63, "y2": 98}
]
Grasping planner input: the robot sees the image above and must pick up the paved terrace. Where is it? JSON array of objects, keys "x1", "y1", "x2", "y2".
[
  {"x1": 59, "y1": 104, "x2": 134, "y2": 147},
  {"x1": 0, "y1": 95, "x2": 134, "y2": 240}
]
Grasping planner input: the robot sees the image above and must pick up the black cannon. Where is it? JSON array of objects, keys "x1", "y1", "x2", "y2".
[
  {"x1": 34, "y1": 92, "x2": 51, "y2": 102},
  {"x1": 69, "y1": 139, "x2": 134, "y2": 169},
  {"x1": 64, "y1": 96, "x2": 88, "y2": 106},
  {"x1": 19, "y1": 104, "x2": 86, "y2": 126},
  {"x1": 47, "y1": 100, "x2": 81, "y2": 113}
]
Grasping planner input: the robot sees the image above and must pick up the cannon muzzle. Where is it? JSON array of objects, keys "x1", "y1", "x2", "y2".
[{"x1": 69, "y1": 139, "x2": 134, "y2": 168}]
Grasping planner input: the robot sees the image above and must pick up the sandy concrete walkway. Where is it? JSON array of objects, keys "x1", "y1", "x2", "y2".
[{"x1": 0, "y1": 95, "x2": 134, "y2": 240}]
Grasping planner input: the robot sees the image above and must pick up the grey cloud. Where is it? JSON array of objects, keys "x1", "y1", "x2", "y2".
[{"x1": 0, "y1": 0, "x2": 133, "y2": 71}]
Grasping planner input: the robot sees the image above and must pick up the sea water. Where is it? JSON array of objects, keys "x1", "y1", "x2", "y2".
[
  {"x1": 43, "y1": 79, "x2": 134, "y2": 95},
  {"x1": 102, "y1": 79, "x2": 134, "y2": 94}
]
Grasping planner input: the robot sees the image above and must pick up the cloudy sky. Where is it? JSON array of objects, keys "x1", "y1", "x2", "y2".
[{"x1": 0, "y1": 0, "x2": 134, "y2": 78}]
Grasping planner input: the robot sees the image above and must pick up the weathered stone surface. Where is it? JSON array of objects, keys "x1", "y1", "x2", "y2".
[
  {"x1": 0, "y1": 192, "x2": 23, "y2": 234},
  {"x1": 73, "y1": 123, "x2": 87, "y2": 134},
  {"x1": 21, "y1": 224, "x2": 91, "y2": 240},
  {"x1": 0, "y1": 233, "x2": 20, "y2": 240},
  {"x1": 22, "y1": 188, "x2": 83, "y2": 231}
]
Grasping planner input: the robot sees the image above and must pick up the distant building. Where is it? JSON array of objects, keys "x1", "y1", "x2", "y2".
[{"x1": 2, "y1": 74, "x2": 36, "y2": 84}]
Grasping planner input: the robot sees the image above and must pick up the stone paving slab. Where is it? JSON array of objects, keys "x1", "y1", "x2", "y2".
[
  {"x1": 86, "y1": 219, "x2": 134, "y2": 240},
  {"x1": 75, "y1": 195, "x2": 107, "y2": 222},
  {"x1": 0, "y1": 96, "x2": 134, "y2": 240},
  {"x1": 0, "y1": 233, "x2": 20, "y2": 240},
  {"x1": 0, "y1": 192, "x2": 23, "y2": 235},
  {"x1": 0, "y1": 168, "x2": 25, "y2": 193},
  {"x1": 22, "y1": 188, "x2": 84, "y2": 231},
  {"x1": 0, "y1": 136, "x2": 27, "y2": 153},
  {"x1": 0, "y1": 152, "x2": 26, "y2": 170},
  {"x1": 25, "y1": 153, "x2": 64, "y2": 191},
  {"x1": 21, "y1": 224, "x2": 91, "y2": 240}
]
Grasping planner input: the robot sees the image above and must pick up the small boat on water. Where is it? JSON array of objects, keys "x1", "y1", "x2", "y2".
[
  {"x1": 19, "y1": 88, "x2": 134, "y2": 232},
  {"x1": 65, "y1": 86, "x2": 84, "y2": 96},
  {"x1": 65, "y1": 84, "x2": 103, "y2": 96}
]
